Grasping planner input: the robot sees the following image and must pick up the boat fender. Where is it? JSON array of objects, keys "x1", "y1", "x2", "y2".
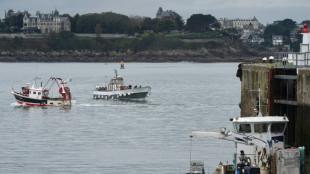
[{"x1": 40, "y1": 102, "x2": 45, "y2": 106}]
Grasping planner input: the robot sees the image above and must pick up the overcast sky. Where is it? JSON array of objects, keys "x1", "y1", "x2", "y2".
[{"x1": 1, "y1": 0, "x2": 310, "y2": 25}]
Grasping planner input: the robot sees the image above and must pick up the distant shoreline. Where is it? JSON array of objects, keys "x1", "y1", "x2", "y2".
[
  {"x1": 0, "y1": 49, "x2": 264, "y2": 63},
  {"x1": 0, "y1": 55, "x2": 260, "y2": 63}
]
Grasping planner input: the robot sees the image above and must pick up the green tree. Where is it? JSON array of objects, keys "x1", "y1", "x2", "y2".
[
  {"x1": 4, "y1": 13, "x2": 24, "y2": 32},
  {"x1": 186, "y1": 14, "x2": 218, "y2": 32},
  {"x1": 101, "y1": 12, "x2": 132, "y2": 34},
  {"x1": 95, "y1": 24, "x2": 103, "y2": 36},
  {"x1": 141, "y1": 18, "x2": 158, "y2": 31},
  {"x1": 174, "y1": 15, "x2": 184, "y2": 30},
  {"x1": 0, "y1": 20, "x2": 4, "y2": 32},
  {"x1": 155, "y1": 19, "x2": 176, "y2": 33},
  {"x1": 277, "y1": 19, "x2": 296, "y2": 30},
  {"x1": 264, "y1": 24, "x2": 284, "y2": 40},
  {"x1": 129, "y1": 16, "x2": 143, "y2": 33},
  {"x1": 76, "y1": 12, "x2": 133, "y2": 34}
]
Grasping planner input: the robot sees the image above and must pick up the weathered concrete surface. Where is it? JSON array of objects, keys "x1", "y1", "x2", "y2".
[
  {"x1": 297, "y1": 68, "x2": 310, "y2": 106},
  {"x1": 240, "y1": 64, "x2": 271, "y2": 116},
  {"x1": 296, "y1": 68, "x2": 310, "y2": 172},
  {"x1": 296, "y1": 105, "x2": 310, "y2": 173}
]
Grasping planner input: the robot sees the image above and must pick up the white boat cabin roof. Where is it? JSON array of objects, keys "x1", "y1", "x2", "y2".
[{"x1": 232, "y1": 116, "x2": 289, "y2": 124}]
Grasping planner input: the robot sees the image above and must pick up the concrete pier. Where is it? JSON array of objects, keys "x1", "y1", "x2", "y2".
[{"x1": 239, "y1": 63, "x2": 310, "y2": 172}]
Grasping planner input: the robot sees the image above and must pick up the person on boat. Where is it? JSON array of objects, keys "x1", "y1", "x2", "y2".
[
  {"x1": 238, "y1": 150, "x2": 247, "y2": 165},
  {"x1": 237, "y1": 150, "x2": 249, "y2": 173}
]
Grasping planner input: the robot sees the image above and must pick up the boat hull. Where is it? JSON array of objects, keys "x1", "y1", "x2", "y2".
[
  {"x1": 12, "y1": 92, "x2": 72, "y2": 106},
  {"x1": 93, "y1": 86, "x2": 151, "y2": 100}
]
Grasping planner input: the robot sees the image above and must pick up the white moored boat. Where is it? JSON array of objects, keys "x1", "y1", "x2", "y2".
[
  {"x1": 190, "y1": 89, "x2": 306, "y2": 174},
  {"x1": 93, "y1": 70, "x2": 151, "y2": 100},
  {"x1": 12, "y1": 77, "x2": 74, "y2": 106}
]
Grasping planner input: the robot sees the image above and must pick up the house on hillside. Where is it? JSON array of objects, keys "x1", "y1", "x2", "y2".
[
  {"x1": 251, "y1": 35, "x2": 264, "y2": 44},
  {"x1": 272, "y1": 35, "x2": 283, "y2": 45},
  {"x1": 5, "y1": 9, "x2": 28, "y2": 18},
  {"x1": 22, "y1": 10, "x2": 70, "y2": 34},
  {"x1": 239, "y1": 31, "x2": 251, "y2": 43},
  {"x1": 156, "y1": 7, "x2": 179, "y2": 19}
]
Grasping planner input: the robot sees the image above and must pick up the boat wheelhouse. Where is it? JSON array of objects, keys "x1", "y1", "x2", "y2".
[{"x1": 232, "y1": 116, "x2": 288, "y2": 166}]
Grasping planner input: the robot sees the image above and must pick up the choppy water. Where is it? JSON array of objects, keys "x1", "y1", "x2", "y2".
[{"x1": 0, "y1": 62, "x2": 240, "y2": 174}]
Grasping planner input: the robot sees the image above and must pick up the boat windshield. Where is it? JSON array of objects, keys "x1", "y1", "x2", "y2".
[
  {"x1": 235, "y1": 123, "x2": 251, "y2": 133},
  {"x1": 254, "y1": 123, "x2": 268, "y2": 133},
  {"x1": 271, "y1": 123, "x2": 286, "y2": 133}
]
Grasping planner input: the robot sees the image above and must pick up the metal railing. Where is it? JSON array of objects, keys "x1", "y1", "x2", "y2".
[{"x1": 274, "y1": 52, "x2": 310, "y2": 67}]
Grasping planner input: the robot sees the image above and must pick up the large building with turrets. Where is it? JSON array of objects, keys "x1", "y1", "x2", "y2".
[
  {"x1": 218, "y1": 17, "x2": 261, "y2": 29},
  {"x1": 22, "y1": 10, "x2": 70, "y2": 34}
]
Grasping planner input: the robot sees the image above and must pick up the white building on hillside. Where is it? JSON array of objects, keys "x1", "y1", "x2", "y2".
[
  {"x1": 22, "y1": 10, "x2": 70, "y2": 34},
  {"x1": 218, "y1": 17, "x2": 260, "y2": 30},
  {"x1": 272, "y1": 35, "x2": 283, "y2": 45}
]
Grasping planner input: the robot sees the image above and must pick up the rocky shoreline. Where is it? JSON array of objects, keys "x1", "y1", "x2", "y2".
[{"x1": 0, "y1": 48, "x2": 269, "y2": 63}]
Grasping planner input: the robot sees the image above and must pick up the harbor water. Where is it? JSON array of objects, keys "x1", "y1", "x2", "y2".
[{"x1": 0, "y1": 62, "x2": 239, "y2": 174}]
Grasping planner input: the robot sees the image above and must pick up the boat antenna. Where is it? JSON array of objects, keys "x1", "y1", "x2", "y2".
[
  {"x1": 250, "y1": 84, "x2": 263, "y2": 117},
  {"x1": 115, "y1": 69, "x2": 118, "y2": 77},
  {"x1": 257, "y1": 84, "x2": 262, "y2": 117},
  {"x1": 190, "y1": 134, "x2": 193, "y2": 172},
  {"x1": 36, "y1": 66, "x2": 38, "y2": 78},
  {"x1": 33, "y1": 76, "x2": 41, "y2": 88}
]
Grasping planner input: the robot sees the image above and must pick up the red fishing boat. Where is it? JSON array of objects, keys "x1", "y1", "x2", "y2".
[{"x1": 12, "y1": 77, "x2": 74, "y2": 106}]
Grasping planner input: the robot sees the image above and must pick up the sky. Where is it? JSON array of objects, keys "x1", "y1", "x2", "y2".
[{"x1": 1, "y1": 0, "x2": 310, "y2": 25}]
